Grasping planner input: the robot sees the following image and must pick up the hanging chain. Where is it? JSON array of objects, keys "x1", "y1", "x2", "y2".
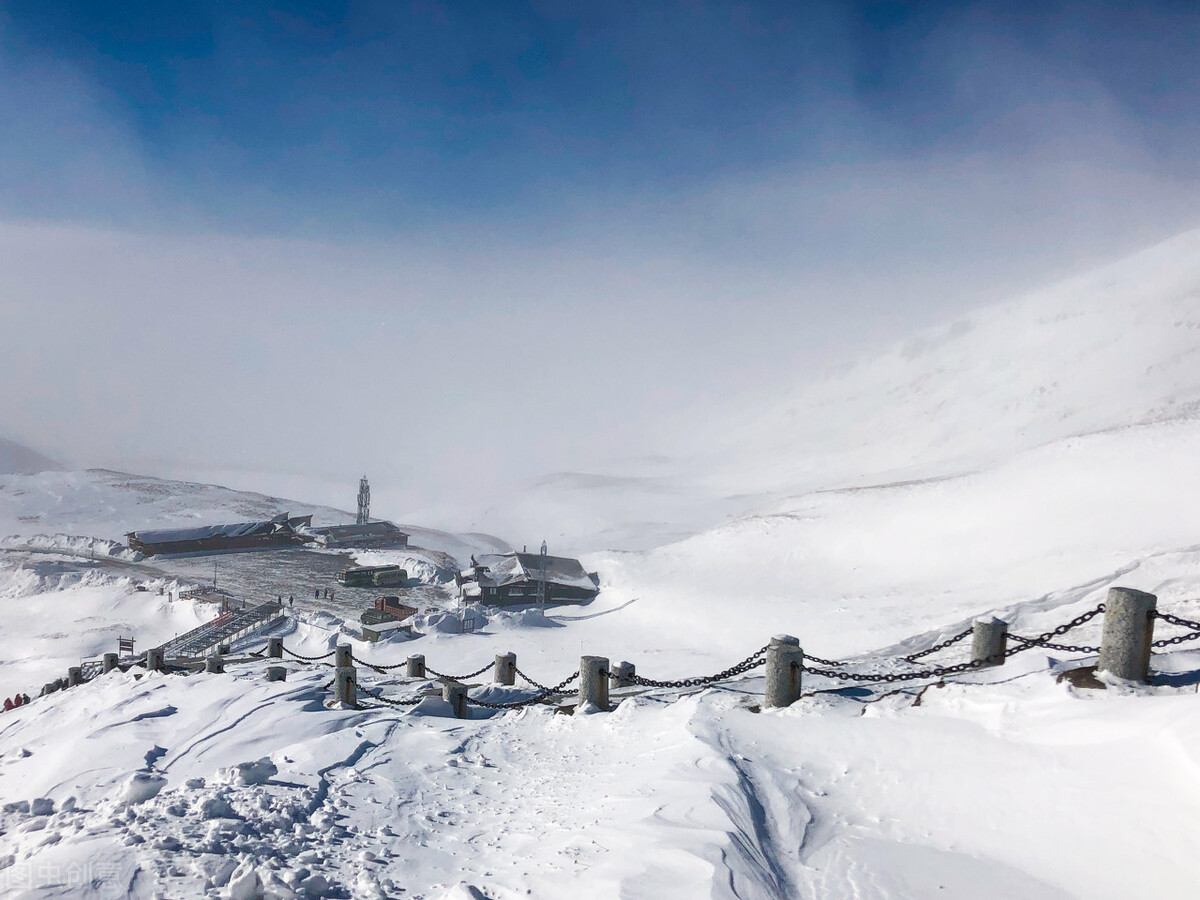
[
  {"x1": 903, "y1": 627, "x2": 973, "y2": 662},
  {"x1": 426, "y1": 661, "x2": 493, "y2": 681},
  {"x1": 359, "y1": 686, "x2": 426, "y2": 707},
  {"x1": 629, "y1": 645, "x2": 769, "y2": 689},
  {"x1": 1004, "y1": 604, "x2": 1106, "y2": 657},
  {"x1": 283, "y1": 647, "x2": 337, "y2": 662},
  {"x1": 351, "y1": 654, "x2": 410, "y2": 671},
  {"x1": 464, "y1": 671, "x2": 580, "y2": 709},
  {"x1": 1151, "y1": 610, "x2": 1200, "y2": 647},
  {"x1": 1155, "y1": 610, "x2": 1200, "y2": 631}
]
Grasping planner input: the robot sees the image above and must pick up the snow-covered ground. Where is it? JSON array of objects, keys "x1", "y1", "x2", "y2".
[{"x1": 3, "y1": 228, "x2": 1200, "y2": 897}]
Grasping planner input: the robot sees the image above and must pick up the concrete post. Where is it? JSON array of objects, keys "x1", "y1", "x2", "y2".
[
  {"x1": 102, "y1": 653, "x2": 120, "y2": 674},
  {"x1": 443, "y1": 681, "x2": 468, "y2": 718},
  {"x1": 335, "y1": 644, "x2": 353, "y2": 669},
  {"x1": 334, "y1": 666, "x2": 357, "y2": 705},
  {"x1": 218, "y1": 644, "x2": 230, "y2": 655},
  {"x1": 971, "y1": 617, "x2": 1008, "y2": 667},
  {"x1": 41, "y1": 683, "x2": 55, "y2": 697},
  {"x1": 495, "y1": 652, "x2": 516, "y2": 685},
  {"x1": 267, "y1": 666, "x2": 287, "y2": 682},
  {"x1": 205, "y1": 655, "x2": 225, "y2": 674},
  {"x1": 145, "y1": 648, "x2": 164, "y2": 672},
  {"x1": 764, "y1": 635, "x2": 804, "y2": 709},
  {"x1": 67, "y1": 667, "x2": 82, "y2": 687},
  {"x1": 578, "y1": 656, "x2": 610, "y2": 712},
  {"x1": 407, "y1": 655, "x2": 426, "y2": 678},
  {"x1": 267, "y1": 638, "x2": 283, "y2": 659},
  {"x1": 610, "y1": 661, "x2": 636, "y2": 688},
  {"x1": 1098, "y1": 587, "x2": 1157, "y2": 682}
]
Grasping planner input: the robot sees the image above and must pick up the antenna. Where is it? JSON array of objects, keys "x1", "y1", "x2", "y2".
[
  {"x1": 539, "y1": 540, "x2": 548, "y2": 612},
  {"x1": 357, "y1": 475, "x2": 371, "y2": 525}
]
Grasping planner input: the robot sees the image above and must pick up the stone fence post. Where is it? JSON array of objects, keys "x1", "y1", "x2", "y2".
[
  {"x1": 205, "y1": 655, "x2": 224, "y2": 674},
  {"x1": 335, "y1": 665, "x2": 358, "y2": 705},
  {"x1": 578, "y1": 656, "x2": 610, "y2": 712},
  {"x1": 1098, "y1": 587, "x2": 1157, "y2": 682},
  {"x1": 764, "y1": 635, "x2": 804, "y2": 708},
  {"x1": 335, "y1": 644, "x2": 353, "y2": 669},
  {"x1": 610, "y1": 661, "x2": 636, "y2": 688},
  {"x1": 145, "y1": 648, "x2": 164, "y2": 672},
  {"x1": 495, "y1": 652, "x2": 516, "y2": 685},
  {"x1": 102, "y1": 653, "x2": 120, "y2": 674},
  {"x1": 267, "y1": 638, "x2": 283, "y2": 659},
  {"x1": 67, "y1": 667, "x2": 82, "y2": 687},
  {"x1": 267, "y1": 667, "x2": 287, "y2": 682},
  {"x1": 971, "y1": 617, "x2": 1008, "y2": 668},
  {"x1": 443, "y1": 681, "x2": 467, "y2": 718},
  {"x1": 407, "y1": 655, "x2": 426, "y2": 678}
]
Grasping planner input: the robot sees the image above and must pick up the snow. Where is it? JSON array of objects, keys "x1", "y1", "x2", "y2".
[{"x1": 4, "y1": 229, "x2": 1200, "y2": 895}]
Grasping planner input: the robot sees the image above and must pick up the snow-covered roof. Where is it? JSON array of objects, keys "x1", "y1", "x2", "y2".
[
  {"x1": 129, "y1": 513, "x2": 311, "y2": 544},
  {"x1": 473, "y1": 552, "x2": 597, "y2": 592},
  {"x1": 310, "y1": 521, "x2": 408, "y2": 540}
]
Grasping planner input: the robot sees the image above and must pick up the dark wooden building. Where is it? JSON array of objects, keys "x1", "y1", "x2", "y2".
[
  {"x1": 457, "y1": 552, "x2": 600, "y2": 606},
  {"x1": 126, "y1": 513, "x2": 313, "y2": 557}
]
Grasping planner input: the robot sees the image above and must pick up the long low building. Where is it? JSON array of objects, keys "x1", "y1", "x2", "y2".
[
  {"x1": 127, "y1": 513, "x2": 313, "y2": 557},
  {"x1": 309, "y1": 521, "x2": 409, "y2": 549},
  {"x1": 458, "y1": 552, "x2": 600, "y2": 605},
  {"x1": 127, "y1": 514, "x2": 411, "y2": 557}
]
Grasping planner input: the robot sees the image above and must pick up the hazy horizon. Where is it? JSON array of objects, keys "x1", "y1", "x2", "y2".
[{"x1": 3, "y1": 1, "x2": 1199, "y2": 519}]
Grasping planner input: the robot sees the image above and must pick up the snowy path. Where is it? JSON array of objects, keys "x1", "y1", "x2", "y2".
[{"x1": 2, "y1": 648, "x2": 1200, "y2": 898}]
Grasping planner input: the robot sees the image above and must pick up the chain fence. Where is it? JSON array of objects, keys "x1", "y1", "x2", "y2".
[
  {"x1": 283, "y1": 647, "x2": 337, "y2": 662},
  {"x1": 426, "y1": 661, "x2": 493, "y2": 681},
  {"x1": 628, "y1": 646, "x2": 769, "y2": 689},
  {"x1": 903, "y1": 627, "x2": 972, "y2": 662},
  {"x1": 464, "y1": 671, "x2": 581, "y2": 709}
]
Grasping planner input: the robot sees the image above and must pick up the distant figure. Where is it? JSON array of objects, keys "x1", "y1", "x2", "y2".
[
  {"x1": 278, "y1": 595, "x2": 282, "y2": 602},
  {"x1": 314, "y1": 588, "x2": 319, "y2": 599},
  {"x1": 12, "y1": 694, "x2": 22, "y2": 708},
  {"x1": 288, "y1": 596, "x2": 294, "y2": 608},
  {"x1": 330, "y1": 590, "x2": 335, "y2": 601},
  {"x1": 3, "y1": 698, "x2": 11, "y2": 712},
  {"x1": 21, "y1": 694, "x2": 29, "y2": 705}
]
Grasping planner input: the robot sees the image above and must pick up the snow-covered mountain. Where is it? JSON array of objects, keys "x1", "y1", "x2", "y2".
[
  {"x1": 0, "y1": 436, "x2": 60, "y2": 476},
  {"x1": 3, "y1": 229, "x2": 1200, "y2": 898},
  {"x1": 448, "y1": 228, "x2": 1200, "y2": 558},
  {"x1": 0, "y1": 467, "x2": 508, "y2": 566}
]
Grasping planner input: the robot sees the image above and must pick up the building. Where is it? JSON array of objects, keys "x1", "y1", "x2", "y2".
[
  {"x1": 126, "y1": 513, "x2": 313, "y2": 557},
  {"x1": 337, "y1": 565, "x2": 407, "y2": 588},
  {"x1": 457, "y1": 552, "x2": 600, "y2": 606},
  {"x1": 309, "y1": 521, "x2": 409, "y2": 549}
]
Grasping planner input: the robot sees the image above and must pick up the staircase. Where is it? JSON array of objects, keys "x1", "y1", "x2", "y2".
[{"x1": 160, "y1": 601, "x2": 286, "y2": 659}]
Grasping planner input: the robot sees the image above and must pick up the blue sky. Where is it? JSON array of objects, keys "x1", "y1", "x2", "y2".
[
  {"x1": 2, "y1": 1, "x2": 1196, "y2": 234},
  {"x1": 1, "y1": 2, "x2": 1199, "y2": 519}
]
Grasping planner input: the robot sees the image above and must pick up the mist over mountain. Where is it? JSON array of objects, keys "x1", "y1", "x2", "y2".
[{"x1": 0, "y1": 435, "x2": 60, "y2": 475}]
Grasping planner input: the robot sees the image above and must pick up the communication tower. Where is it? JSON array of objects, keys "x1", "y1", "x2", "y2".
[
  {"x1": 356, "y1": 475, "x2": 371, "y2": 525},
  {"x1": 538, "y1": 540, "x2": 548, "y2": 610}
]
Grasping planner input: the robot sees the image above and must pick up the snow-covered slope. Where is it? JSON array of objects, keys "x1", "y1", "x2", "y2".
[
  {"x1": 709, "y1": 226, "x2": 1200, "y2": 497},
  {"x1": 0, "y1": 467, "x2": 508, "y2": 566},
  {"x1": 4, "y1": 228, "x2": 1200, "y2": 897},
  {"x1": 0, "y1": 436, "x2": 60, "y2": 476},
  {"x1": 453, "y1": 228, "x2": 1200, "y2": 555}
]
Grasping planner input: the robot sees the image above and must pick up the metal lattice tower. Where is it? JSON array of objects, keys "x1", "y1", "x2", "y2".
[
  {"x1": 356, "y1": 475, "x2": 371, "y2": 525},
  {"x1": 538, "y1": 540, "x2": 548, "y2": 610}
]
